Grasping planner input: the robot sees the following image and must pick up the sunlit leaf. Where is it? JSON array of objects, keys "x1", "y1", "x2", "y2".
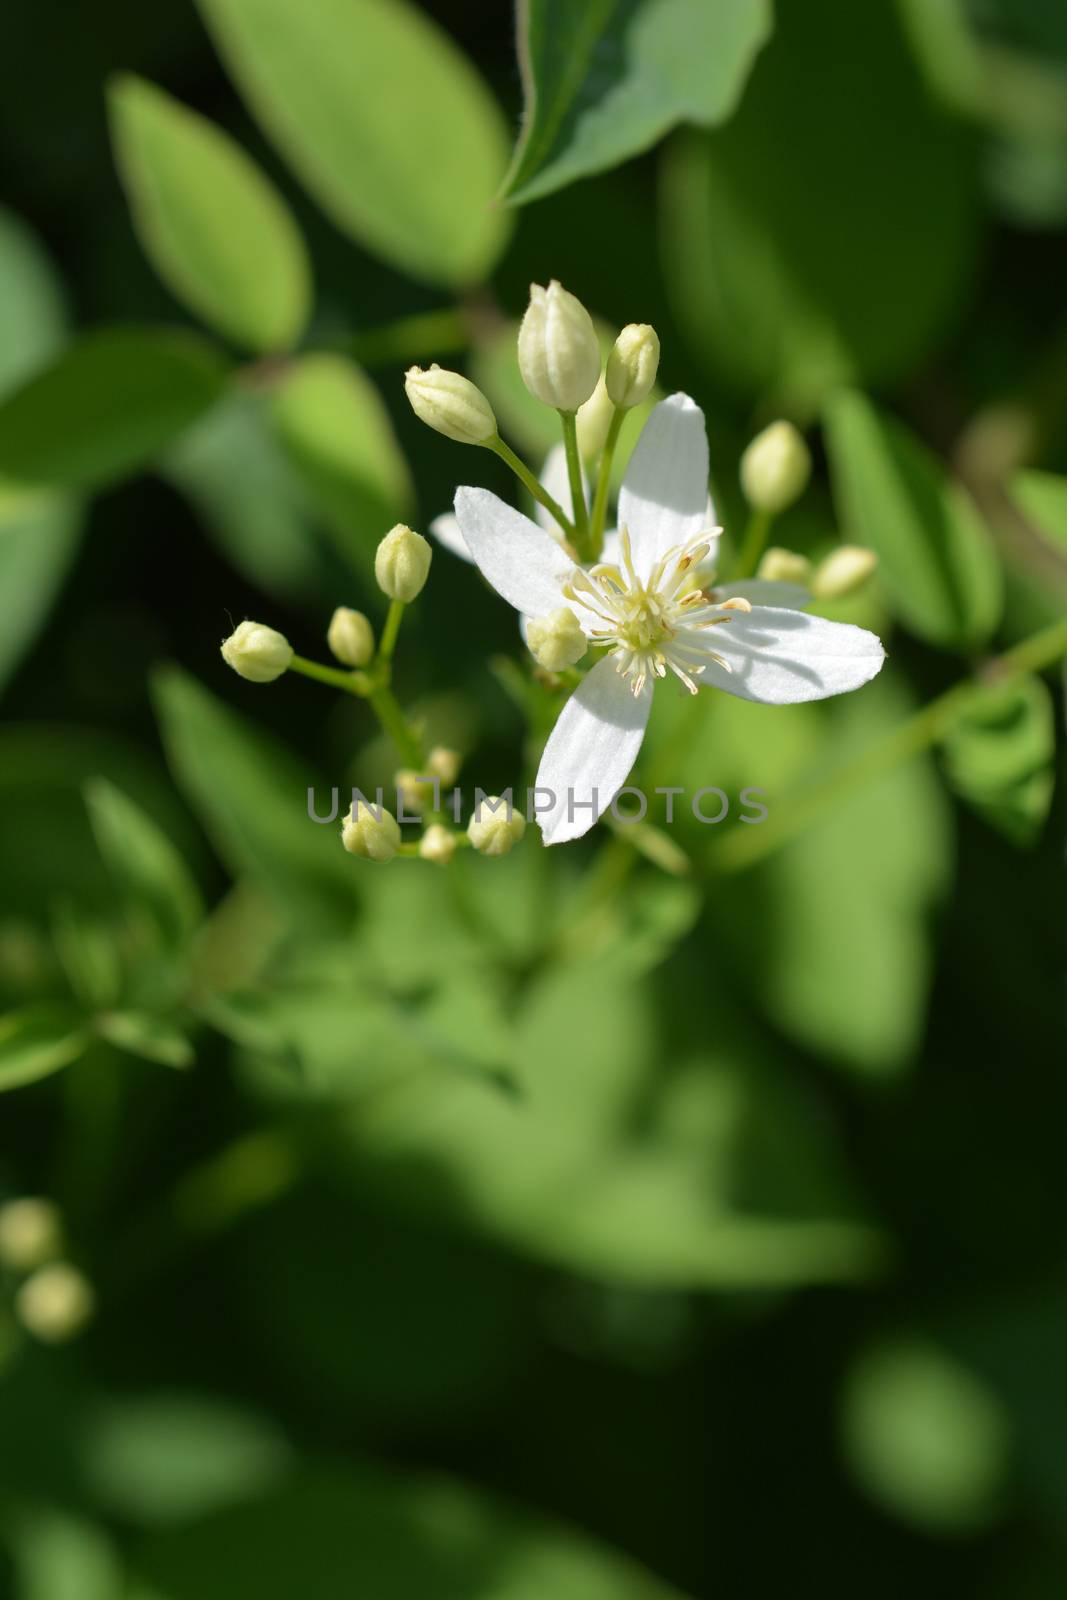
[
  {"x1": 109, "y1": 74, "x2": 312, "y2": 353},
  {"x1": 504, "y1": 0, "x2": 772, "y2": 203},
  {"x1": 8, "y1": 1509, "x2": 123, "y2": 1600},
  {"x1": 824, "y1": 389, "x2": 1003, "y2": 649},
  {"x1": 660, "y1": 0, "x2": 979, "y2": 410},
  {"x1": 82, "y1": 1393, "x2": 291, "y2": 1525},
  {"x1": 95, "y1": 1011, "x2": 196, "y2": 1070},
  {"x1": 271, "y1": 354, "x2": 414, "y2": 580},
  {"x1": 195, "y1": 0, "x2": 511, "y2": 286},
  {"x1": 0, "y1": 498, "x2": 83, "y2": 695},
  {"x1": 0, "y1": 207, "x2": 66, "y2": 393},
  {"x1": 841, "y1": 1337, "x2": 1010, "y2": 1532},
  {"x1": 0, "y1": 1004, "x2": 88, "y2": 1092},
  {"x1": 1011, "y1": 467, "x2": 1067, "y2": 558},
  {"x1": 0, "y1": 328, "x2": 228, "y2": 489}
]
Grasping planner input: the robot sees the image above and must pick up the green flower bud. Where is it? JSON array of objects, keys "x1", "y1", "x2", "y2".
[
  {"x1": 757, "y1": 547, "x2": 813, "y2": 586},
  {"x1": 576, "y1": 375, "x2": 615, "y2": 461},
  {"x1": 15, "y1": 1262, "x2": 94, "y2": 1344},
  {"x1": 341, "y1": 800, "x2": 402, "y2": 863},
  {"x1": 374, "y1": 524, "x2": 432, "y2": 603},
  {"x1": 0, "y1": 1197, "x2": 62, "y2": 1272},
  {"x1": 740, "y1": 421, "x2": 812, "y2": 514},
  {"x1": 419, "y1": 824, "x2": 457, "y2": 865},
  {"x1": 526, "y1": 607, "x2": 588, "y2": 672},
  {"x1": 220, "y1": 620, "x2": 293, "y2": 683},
  {"x1": 812, "y1": 544, "x2": 879, "y2": 599},
  {"x1": 404, "y1": 364, "x2": 497, "y2": 445},
  {"x1": 395, "y1": 768, "x2": 433, "y2": 814},
  {"x1": 467, "y1": 796, "x2": 526, "y2": 857},
  {"x1": 518, "y1": 280, "x2": 600, "y2": 412},
  {"x1": 606, "y1": 323, "x2": 660, "y2": 409},
  {"x1": 327, "y1": 607, "x2": 375, "y2": 667}
]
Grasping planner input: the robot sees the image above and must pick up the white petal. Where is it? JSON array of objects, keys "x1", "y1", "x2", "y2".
[
  {"x1": 535, "y1": 657, "x2": 652, "y2": 845},
  {"x1": 599, "y1": 525, "x2": 622, "y2": 565},
  {"x1": 429, "y1": 511, "x2": 475, "y2": 563},
  {"x1": 454, "y1": 486, "x2": 578, "y2": 618},
  {"x1": 617, "y1": 393, "x2": 710, "y2": 580},
  {"x1": 698, "y1": 607, "x2": 885, "y2": 704},
  {"x1": 716, "y1": 577, "x2": 811, "y2": 611},
  {"x1": 535, "y1": 444, "x2": 583, "y2": 541}
]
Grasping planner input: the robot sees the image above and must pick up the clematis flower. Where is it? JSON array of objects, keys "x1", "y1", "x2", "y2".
[{"x1": 451, "y1": 394, "x2": 887, "y2": 845}]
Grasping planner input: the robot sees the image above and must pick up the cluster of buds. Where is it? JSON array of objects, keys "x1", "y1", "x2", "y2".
[{"x1": 0, "y1": 1196, "x2": 95, "y2": 1344}]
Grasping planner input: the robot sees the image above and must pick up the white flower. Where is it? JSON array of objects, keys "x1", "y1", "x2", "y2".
[{"x1": 452, "y1": 394, "x2": 887, "y2": 845}]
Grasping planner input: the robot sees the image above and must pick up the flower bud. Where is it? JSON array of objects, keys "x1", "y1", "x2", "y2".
[
  {"x1": 468, "y1": 796, "x2": 527, "y2": 857},
  {"x1": 395, "y1": 768, "x2": 433, "y2": 814},
  {"x1": 812, "y1": 544, "x2": 879, "y2": 599},
  {"x1": 526, "y1": 607, "x2": 588, "y2": 672},
  {"x1": 327, "y1": 607, "x2": 374, "y2": 667},
  {"x1": 740, "y1": 421, "x2": 811, "y2": 514},
  {"x1": 375, "y1": 524, "x2": 432, "y2": 603},
  {"x1": 0, "y1": 1197, "x2": 62, "y2": 1272},
  {"x1": 757, "y1": 547, "x2": 813, "y2": 586},
  {"x1": 576, "y1": 375, "x2": 615, "y2": 461},
  {"x1": 15, "y1": 1262, "x2": 94, "y2": 1344},
  {"x1": 220, "y1": 620, "x2": 292, "y2": 683},
  {"x1": 427, "y1": 746, "x2": 461, "y2": 785},
  {"x1": 419, "y1": 824, "x2": 457, "y2": 865},
  {"x1": 518, "y1": 280, "x2": 600, "y2": 412},
  {"x1": 341, "y1": 800, "x2": 402, "y2": 863},
  {"x1": 404, "y1": 364, "x2": 497, "y2": 445},
  {"x1": 606, "y1": 323, "x2": 660, "y2": 409}
]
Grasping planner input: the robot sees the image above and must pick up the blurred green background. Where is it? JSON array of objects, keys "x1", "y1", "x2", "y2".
[{"x1": 1, "y1": 0, "x2": 1067, "y2": 1595}]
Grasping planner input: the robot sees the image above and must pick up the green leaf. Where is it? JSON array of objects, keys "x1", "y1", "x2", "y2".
[
  {"x1": 84, "y1": 779, "x2": 204, "y2": 946},
  {"x1": 82, "y1": 1393, "x2": 291, "y2": 1526},
  {"x1": 505, "y1": 0, "x2": 772, "y2": 204},
  {"x1": 95, "y1": 1012, "x2": 195, "y2": 1070},
  {"x1": 195, "y1": 0, "x2": 511, "y2": 287},
  {"x1": 271, "y1": 354, "x2": 413, "y2": 579},
  {"x1": 9, "y1": 1509, "x2": 123, "y2": 1600},
  {"x1": 0, "y1": 210, "x2": 83, "y2": 691},
  {"x1": 1011, "y1": 467, "x2": 1067, "y2": 557},
  {"x1": 0, "y1": 1005, "x2": 87, "y2": 1091},
  {"x1": 0, "y1": 498, "x2": 83, "y2": 695},
  {"x1": 135, "y1": 1464, "x2": 690, "y2": 1600},
  {"x1": 0, "y1": 207, "x2": 66, "y2": 393},
  {"x1": 151, "y1": 666, "x2": 357, "y2": 926},
  {"x1": 941, "y1": 674, "x2": 1056, "y2": 846},
  {"x1": 108, "y1": 75, "x2": 312, "y2": 353},
  {"x1": 164, "y1": 391, "x2": 338, "y2": 603},
  {"x1": 824, "y1": 389, "x2": 1003, "y2": 649},
  {"x1": 660, "y1": 0, "x2": 979, "y2": 410},
  {"x1": 841, "y1": 1337, "x2": 1010, "y2": 1533},
  {"x1": 0, "y1": 328, "x2": 228, "y2": 489}
]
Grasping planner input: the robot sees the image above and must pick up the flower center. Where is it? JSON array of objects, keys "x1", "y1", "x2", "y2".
[{"x1": 563, "y1": 528, "x2": 746, "y2": 696}]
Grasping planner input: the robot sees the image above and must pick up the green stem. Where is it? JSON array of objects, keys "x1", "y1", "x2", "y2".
[
  {"x1": 559, "y1": 409, "x2": 591, "y2": 556},
  {"x1": 710, "y1": 616, "x2": 1067, "y2": 875},
  {"x1": 378, "y1": 598, "x2": 405, "y2": 665},
  {"x1": 344, "y1": 306, "x2": 468, "y2": 369},
  {"x1": 733, "y1": 509, "x2": 773, "y2": 580},
  {"x1": 589, "y1": 408, "x2": 625, "y2": 560},
  {"x1": 289, "y1": 654, "x2": 367, "y2": 694},
  {"x1": 369, "y1": 683, "x2": 424, "y2": 770},
  {"x1": 487, "y1": 436, "x2": 574, "y2": 537}
]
